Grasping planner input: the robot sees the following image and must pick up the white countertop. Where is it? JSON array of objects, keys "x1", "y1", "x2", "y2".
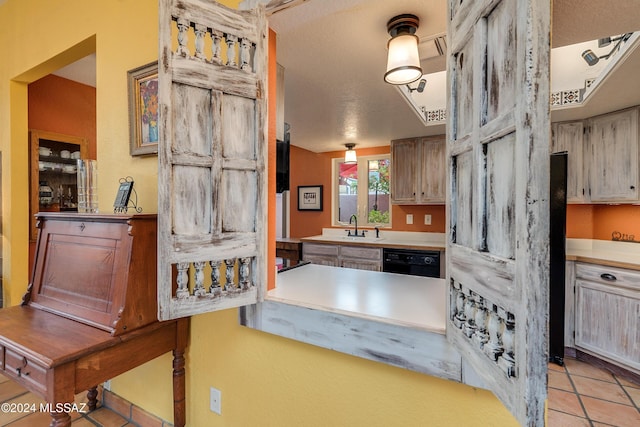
[
  {"x1": 301, "y1": 229, "x2": 446, "y2": 250},
  {"x1": 269, "y1": 264, "x2": 446, "y2": 332},
  {"x1": 566, "y1": 238, "x2": 640, "y2": 270}
]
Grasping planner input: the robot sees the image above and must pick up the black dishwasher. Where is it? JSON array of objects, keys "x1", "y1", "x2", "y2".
[{"x1": 382, "y1": 248, "x2": 441, "y2": 278}]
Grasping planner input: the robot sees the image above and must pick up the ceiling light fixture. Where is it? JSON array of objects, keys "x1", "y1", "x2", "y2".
[
  {"x1": 582, "y1": 33, "x2": 633, "y2": 66},
  {"x1": 344, "y1": 143, "x2": 357, "y2": 164},
  {"x1": 384, "y1": 14, "x2": 422, "y2": 85}
]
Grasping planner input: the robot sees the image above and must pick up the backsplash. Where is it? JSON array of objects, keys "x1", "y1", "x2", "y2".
[{"x1": 567, "y1": 204, "x2": 640, "y2": 241}]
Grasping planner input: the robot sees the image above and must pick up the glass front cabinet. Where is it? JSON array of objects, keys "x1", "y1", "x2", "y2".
[{"x1": 29, "y1": 129, "x2": 89, "y2": 240}]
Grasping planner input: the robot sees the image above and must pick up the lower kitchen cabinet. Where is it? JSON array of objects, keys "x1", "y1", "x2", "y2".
[
  {"x1": 303, "y1": 242, "x2": 382, "y2": 271},
  {"x1": 302, "y1": 243, "x2": 339, "y2": 267},
  {"x1": 339, "y1": 245, "x2": 382, "y2": 271},
  {"x1": 574, "y1": 263, "x2": 640, "y2": 374}
]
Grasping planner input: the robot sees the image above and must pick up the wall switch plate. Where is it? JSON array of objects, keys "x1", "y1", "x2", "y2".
[
  {"x1": 210, "y1": 386, "x2": 222, "y2": 415},
  {"x1": 406, "y1": 214, "x2": 413, "y2": 225},
  {"x1": 424, "y1": 214, "x2": 432, "y2": 225}
]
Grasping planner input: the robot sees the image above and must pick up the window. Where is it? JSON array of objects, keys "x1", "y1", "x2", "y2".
[{"x1": 333, "y1": 155, "x2": 390, "y2": 227}]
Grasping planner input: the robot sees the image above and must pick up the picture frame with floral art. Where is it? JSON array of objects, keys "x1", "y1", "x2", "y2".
[{"x1": 128, "y1": 62, "x2": 159, "y2": 156}]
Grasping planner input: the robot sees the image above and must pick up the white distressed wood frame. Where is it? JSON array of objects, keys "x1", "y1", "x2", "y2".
[
  {"x1": 446, "y1": 0, "x2": 550, "y2": 425},
  {"x1": 158, "y1": 0, "x2": 268, "y2": 320}
]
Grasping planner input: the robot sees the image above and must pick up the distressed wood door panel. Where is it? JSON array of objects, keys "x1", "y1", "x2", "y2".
[
  {"x1": 419, "y1": 137, "x2": 446, "y2": 203},
  {"x1": 588, "y1": 107, "x2": 639, "y2": 202},
  {"x1": 446, "y1": 0, "x2": 550, "y2": 425},
  {"x1": 158, "y1": 0, "x2": 267, "y2": 320},
  {"x1": 551, "y1": 121, "x2": 585, "y2": 203},
  {"x1": 390, "y1": 139, "x2": 417, "y2": 203}
]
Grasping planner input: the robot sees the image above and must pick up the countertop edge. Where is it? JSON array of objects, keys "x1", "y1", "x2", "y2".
[
  {"x1": 566, "y1": 254, "x2": 640, "y2": 271},
  {"x1": 265, "y1": 295, "x2": 445, "y2": 334},
  {"x1": 300, "y1": 236, "x2": 446, "y2": 250}
]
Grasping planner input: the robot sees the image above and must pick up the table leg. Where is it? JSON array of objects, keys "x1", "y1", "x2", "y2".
[
  {"x1": 87, "y1": 386, "x2": 98, "y2": 411},
  {"x1": 173, "y1": 348, "x2": 186, "y2": 427},
  {"x1": 49, "y1": 410, "x2": 71, "y2": 427}
]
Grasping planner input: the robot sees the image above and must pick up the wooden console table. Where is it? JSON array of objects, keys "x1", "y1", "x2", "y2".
[
  {"x1": 276, "y1": 238, "x2": 303, "y2": 265},
  {"x1": 0, "y1": 213, "x2": 188, "y2": 427}
]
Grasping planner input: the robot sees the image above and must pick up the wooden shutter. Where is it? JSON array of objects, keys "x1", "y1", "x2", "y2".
[
  {"x1": 158, "y1": 0, "x2": 267, "y2": 320},
  {"x1": 446, "y1": 1, "x2": 550, "y2": 425}
]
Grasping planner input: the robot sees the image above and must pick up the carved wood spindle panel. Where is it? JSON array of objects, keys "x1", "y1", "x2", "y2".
[
  {"x1": 176, "y1": 262, "x2": 190, "y2": 299},
  {"x1": 210, "y1": 260, "x2": 221, "y2": 296},
  {"x1": 226, "y1": 35, "x2": 238, "y2": 67},
  {"x1": 224, "y1": 259, "x2": 236, "y2": 291},
  {"x1": 193, "y1": 261, "x2": 206, "y2": 297},
  {"x1": 194, "y1": 24, "x2": 207, "y2": 60},
  {"x1": 211, "y1": 30, "x2": 223, "y2": 64},
  {"x1": 176, "y1": 18, "x2": 189, "y2": 57},
  {"x1": 239, "y1": 257, "x2": 251, "y2": 290},
  {"x1": 240, "y1": 38, "x2": 252, "y2": 71}
]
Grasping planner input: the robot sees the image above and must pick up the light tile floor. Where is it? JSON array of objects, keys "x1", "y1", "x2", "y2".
[
  {"x1": 1, "y1": 357, "x2": 639, "y2": 426},
  {"x1": 548, "y1": 358, "x2": 640, "y2": 427}
]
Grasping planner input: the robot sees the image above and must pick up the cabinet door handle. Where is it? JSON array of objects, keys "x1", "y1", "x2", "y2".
[
  {"x1": 631, "y1": 185, "x2": 636, "y2": 190},
  {"x1": 600, "y1": 273, "x2": 617, "y2": 281}
]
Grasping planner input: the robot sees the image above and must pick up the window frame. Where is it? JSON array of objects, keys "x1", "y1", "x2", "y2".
[{"x1": 331, "y1": 154, "x2": 392, "y2": 228}]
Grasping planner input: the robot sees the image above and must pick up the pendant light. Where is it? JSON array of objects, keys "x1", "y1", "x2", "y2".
[
  {"x1": 344, "y1": 143, "x2": 357, "y2": 164},
  {"x1": 384, "y1": 14, "x2": 422, "y2": 85}
]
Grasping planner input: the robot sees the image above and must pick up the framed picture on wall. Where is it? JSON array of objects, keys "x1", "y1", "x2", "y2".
[
  {"x1": 297, "y1": 185, "x2": 323, "y2": 211},
  {"x1": 128, "y1": 62, "x2": 158, "y2": 156}
]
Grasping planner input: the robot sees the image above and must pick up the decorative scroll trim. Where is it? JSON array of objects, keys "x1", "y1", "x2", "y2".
[
  {"x1": 420, "y1": 107, "x2": 447, "y2": 124},
  {"x1": 450, "y1": 280, "x2": 517, "y2": 378},
  {"x1": 171, "y1": 16, "x2": 256, "y2": 73}
]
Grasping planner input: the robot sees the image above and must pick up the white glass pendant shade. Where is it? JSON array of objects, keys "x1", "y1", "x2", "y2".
[
  {"x1": 344, "y1": 147, "x2": 357, "y2": 164},
  {"x1": 384, "y1": 34, "x2": 422, "y2": 85}
]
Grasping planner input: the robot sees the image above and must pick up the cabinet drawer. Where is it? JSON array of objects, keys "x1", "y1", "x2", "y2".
[
  {"x1": 575, "y1": 263, "x2": 640, "y2": 291},
  {"x1": 340, "y1": 245, "x2": 382, "y2": 260},
  {"x1": 303, "y1": 243, "x2": 339, "y2": 257},
  {"x1": 4, "y1": 348, "x2": 48, "y2": 394}
]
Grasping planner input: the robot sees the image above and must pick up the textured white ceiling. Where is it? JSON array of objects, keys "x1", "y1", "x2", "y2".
[
  {"x1": 272, "y1": 0, "x2": 640, "y2": 152},
  {"x1": 41, "y1": 0, "x2": 640, "y2": 153}
]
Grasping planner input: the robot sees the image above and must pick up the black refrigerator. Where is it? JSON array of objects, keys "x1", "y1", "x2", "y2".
[{"x1": 549, "y1": 152, "x2": 567, "y2": 365}]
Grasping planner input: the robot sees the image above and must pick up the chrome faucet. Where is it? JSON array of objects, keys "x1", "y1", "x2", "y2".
[{"x1": 348, "y1": 214, "x2": 365, "y2": 237}]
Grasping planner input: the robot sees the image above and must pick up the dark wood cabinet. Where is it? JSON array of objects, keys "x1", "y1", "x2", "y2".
[{"x1": 29, "y1": 129, "x2": 89, "y2": 241}]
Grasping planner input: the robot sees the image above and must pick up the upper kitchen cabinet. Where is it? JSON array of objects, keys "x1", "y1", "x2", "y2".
[
  {"x1": 29, "y1": 129, "x2": 89, "y2": 241},
  {"x1": 551, "y1": 121, "x2": 586, "y2": 203},
  {"x1": 587, "y1": 106, "x2": 639, "y2": 203},
  {"x1": 390, "y1": 135, "x2": 446, "y2": 205}
]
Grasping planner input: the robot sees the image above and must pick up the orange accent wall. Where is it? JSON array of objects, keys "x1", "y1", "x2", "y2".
[
  {"x1": 566, "y1": 205, "x2": 594, "y2": 239},
  {"x1": 289, "y1": 145, "x2": 447, "y2": 237},
  {"x1": 28, "y1": 74, "x2": 97, "y2": 159},
  {"x1": 268, "y1": 28, "x2": 277, "y2": 289},
  {"x1": 27, "y1": 74, "x2": 97, "y2": 271},
  {"x1": 592, "y1": 205, "x2": 640, "y2": 241},
  {"x1": 566, "y1": 204, "x2": 640, "y2": 242}
]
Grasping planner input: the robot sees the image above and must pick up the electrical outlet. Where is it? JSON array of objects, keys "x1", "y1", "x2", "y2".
[
  {"x1": 210, "y1": 387, "x2": 222, "y2": 415},
  {"x1": 424, "y1": 214, "x2": 432, "y2": 225},
  {"x1": 406, "y1": 214, "x2": 413, "y2": 225}
]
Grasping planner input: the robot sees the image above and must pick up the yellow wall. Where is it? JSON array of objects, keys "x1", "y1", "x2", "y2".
[{"x1": 0, "y1": 0, "x2": 518, "y2": 425}]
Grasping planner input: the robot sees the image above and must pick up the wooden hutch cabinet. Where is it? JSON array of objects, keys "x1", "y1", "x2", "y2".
[{"x1": 29, "y1": 129, "x2": 89, "y2": 240}]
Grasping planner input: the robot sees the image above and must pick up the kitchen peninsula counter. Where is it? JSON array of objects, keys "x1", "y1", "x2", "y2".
[
  {"x1": 250, "y1": 263, "x2": 465, "y2": 382},
  {"x1": 270, "y1": 263, "x2": 446, "y2": 332}
]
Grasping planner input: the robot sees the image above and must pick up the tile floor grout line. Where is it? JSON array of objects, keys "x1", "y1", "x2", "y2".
[
  {"x1": 564, "y1": 363, "x2": 596, "y2": 427},
  {"x1": 613, "y1": 374, "x2": 640, "y2": 414}
]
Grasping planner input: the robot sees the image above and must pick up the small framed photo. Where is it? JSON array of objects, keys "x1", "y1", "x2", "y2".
[
  {"x1": 128, "y1": 62, "x2": 159, "y2": 156},
  {"x1": 297, "y1": 185, "x2": 323, "y2": 211}
]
